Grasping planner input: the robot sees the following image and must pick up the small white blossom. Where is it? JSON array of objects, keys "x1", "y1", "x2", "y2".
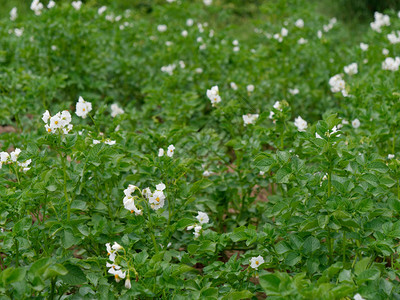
[
  {"x1": 157, "y1": 24, "x2": 167, "y2": 32},
  {"x1": 110, "y1": 103, "x2": 124, "y2": 118},
  {"x1": 203, "y1": 0, "x2": 212, "y2": 5},
  {"x1": 382, "y1": 48, "x2": 389, "y2": 55},
  {"x1": 71, "y1": 1, "x2": 82, "y2": 10},
  {"x1": 250, "y1": 256, "x2": 264, "y2": 269},
  {"x1": 203, "y1": 170, "x2": 211, "y2": 177},
  {"x1": 30, "y1": 0, "x2": 44, "y2": 15},
  {"x1": 360, "y1": 43, "x2": 369, "y2": 51},
  {"x1": 288, "y1": 88, "x2": 299, "y2": 95},
  {"x1": 354, "y1": 294, "x2": 365, "y2": 300},
  {"x1": 10, "y1": 7, "x2": 17, "y2": 21},
  {"x1": 75, "y1": 96, "x2": 92, "y2": 118},
  {"x1": 242, "y1": 114, "x2": 259, "y2": 126},
  {"x1": 206, "y1": 86, "x2": 221, "y2": 106},
  {"x1": 329, "y1": 74, "x2": 346, "y2": 94},
  {"x1": 247, "y1": 84, "x2": 255, "y2": 92},
  {"x1": 98, "y1": 6, "x2": 107, "y2": 15},
  {"x1": 167, "y1": 145, "x2": 175, "y2": 157},
  {"x1": 295, "y1": 19, "x2": 304, "y2": 28},
  {"x1": 47, "y1": 1, "x2": 55, "y2": 8},
  {"x1": 370, "y1": 12, "x2": 390, "y2": 33},
  {"x1": 344, "y1": 63, "x2": 358, "y2": 75},
  {"x1": 297, "y1": 38, "x2": 308, "y2": 44},
  {"x1": 352, "y1": 119, "x2": 360, "y2": 129},
  {"x1": 186, "y1": 19, "x2": 194, "y2": 26},
  {"x1": 388, "y1": 154, "x2": 395, "y2": 159},
  {"x1": 181, "y1": 30, "x2": 188, "y2": 37},
  {"x1": 196, "y1": 212, "x2": 209, "y2": 224},
  {"x1": 125, "y1": 278, "x2": 132, "y2": 289},
  {"x1": 294, "y1": 116, "x2": 307, "y2": 132},
  {"x1": 158, "y1": 148, "x2": 164, "y2": 157},
  {"x1": 230, "y1": 82, "x2": 238, "y2": 90},
  {"x1": 161, "y1": 64, "x2": 176, "y2": 75},
  {"x1": 382, "y1": 57, "x2": 400, "y2": 71}
]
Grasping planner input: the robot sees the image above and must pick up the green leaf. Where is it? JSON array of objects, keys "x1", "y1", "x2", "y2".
[
  {"x1": 59, "y1": 264, "x2": 86, "y2": 285},
  {"x1": 259, "y1": 274, "x2": 281, "y2": 293},
  {"x1": 303, "y1": 236, "x2": 320, "y2": 254},
  {"x1": 221, "y1": 290, "x2": 253, "y2": 300},
  {"x1": 357, "y1": 268, "x2": 380, "y2": 284},
  {"x1": 43, "y1": 264, "x2": 68, "y2": 279}
]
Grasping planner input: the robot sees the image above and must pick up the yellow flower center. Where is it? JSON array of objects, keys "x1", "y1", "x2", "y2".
[
  {"x1": 156, "y1": 197, "x2": 160, "y2": 202},
  {"x1": 83, "y1": 108, "x2": 85, "y2": 111},
  {"x1": 47, "y1": 128, "x2": 51, "y2": 132},
  {"x1": 55, "y1": 121, "x2": 58, "y2": 125},
  {"x1": 115, "y1": 274, "x2": 119, "y2": 279},
  {"x1": 130, "y1": 210, "x2": 134, "y2": 213},
  {"x1": 256, "y1": 261, "x2": 259, "y2": 265}
]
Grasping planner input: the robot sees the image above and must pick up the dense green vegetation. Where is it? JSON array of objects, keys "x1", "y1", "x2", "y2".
[{"x1": 1, "y1": 1, "x2": 400, "y2": 299}]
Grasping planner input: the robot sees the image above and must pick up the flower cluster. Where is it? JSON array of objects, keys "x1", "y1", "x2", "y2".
[
  {"x1": 75, "y1": 96, "x2": 92, "y2": 119},
  {"x1": 329, "y1": 74, "x2": 347, "y2": 96},
  {"x1": 269, "y1": 101, "x2": 282, "y2": 120},
  {"x1": 105, "y1": 243, "x2": 129, "y2": 286},
  {"x1": 144, "y1": 183, "x2": 167, "y2": 211},
  {"x1": 158, "y1": 144, "x2": 175, "y2": 157},
  {"x1": 206, "y1": 86, "x2": 221, "y2": 106},
  {"x1": 187, "y1": 211, "x2": 209, "y2": 238},
  {"x1": 42, "y1": 110, "x2": 73, "y2": 134},
  {"x1": 0, "y1": 149, "x2": 31, "y2": 172},
  {"x1": 370, "y1": 12, "x2": 390, "y2": 33},
  {"x1": 72, "y1": 1, "x2": 82, "y2": 10},
  {"x1": 10, "y1": 7, "x2": 17, "y2": 21},
  {"x1": 242, "y1": 114, "x2": 259, "y2": 126},
  {"x1": 30, "y1": 0, "x2": 44, "y2": 15},
  {"x1": 382, "y1": 57, "x2": 400, "y2": 71},
  {"x1": 123, "y1": 185, "x2": 142, "y2": 215}
]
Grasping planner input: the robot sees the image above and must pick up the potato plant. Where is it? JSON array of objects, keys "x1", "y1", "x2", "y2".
[{"x1": 1, "y1": 0, "x2": 400, "y2": 299}]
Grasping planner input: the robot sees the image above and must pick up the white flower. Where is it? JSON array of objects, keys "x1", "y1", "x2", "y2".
[
  {"x1": 0, "y1": 152, "x2": 10, "y2": 163},
  {"x1": 242, "y1": 114, "x2": 259, "y2": 126},
  {"x1": 387, "y1": 31, "x2": 400, "y2": 44},
  {"x1": 203, "y1": 170, "x2": 211, "y2": 177},
  {"x1": 281, "y1": 27, "x2": 288, "y2": 37},
  {"x1": 104, "y1": 139, "x2": 116, "y2": 145},
  {"x1": 247, "y1": 85, "x2": 255, "y2": 92},
  {"x1": 149, "y1": 190, "x2": 165, "y2": 210},
  {"x1": 382, "y1": 57, "x2": 400, "y2": 71},
  {"x1": 10, "y1": 148, "x2": 21, "y2": 162},
  {"x1": 250, "y1": 256, "x2": 264, "y2": 269},
  {"x1": 157, "y1": 24, "x2": 167, "y2": 32},
  {"x1": 161, "y1": 64, "x2": 176, "y2": 75},
  {"x1": 288, "y1": 88, "x2": 299, "y2": 95},
  {"x1": 388, "y1": 154, "x2": 395, "y2": 159},
  {"x1": 230, "y1": 82, "x2": 238, "y2": 90},
  {"x1": 167, "y1": 144, "x2": 175, "y2": 157},
  {"x1": 112, "y1": 242, "x2": 123, "y2": 251},
  {"x1": 110, "y1": 269, "x2": 126, "y2": 282},
  {"x1": 106, "y1": 262, "x2": 121, "y2": 271},
  {"x1": 233, "y1": 46, "x2": 240, "y2": 52},
  {"x1": 179, "y1": 61, "x2": 185, "y2": 69},
  {"x1": 98, "y1": 6, "x2": 107, "y2": 15},
  {"x1": 297, "y1": 38, "x2": 308, "y2": 44},
  {"x1": 30, "y1": 0, "x2": 44, "y2": 15},
  {"x1": 352, "y1": 119, "x2": 360, "y2": 129},
  {"x1": 317, "y1": 30, "x2": 322, "y2": 38},
  {"x1": 158, "y1": 148, "x2": 164, "y2": 157},
  {"x1": 186, "y1": 18, "x2": 194, "y2": 26},
  {"x1": 294, "y1": 116, "x2": 307, "y2": 132},
  {"x1": 110, "y1": 103, "x2": 124, "y2": 118},
  {"x1": 125, "y1": 278, "x2": 132, "y2": 289},
  {"x1": 47, "y1": 1, "x2": 55, "y2": 8},
  {"x1": 75, "y1": 96, "x2": 92, "y2": 118},
  {"x1": 195, "y1": 68, "x2": 203, "y2": 73},
  {"x1": 13, "y1": 28, "x2": 24, "y2": 37},
  {"x1": 344, "y1": 63, "x2": 358, "y2": 76},
  {"x1": 10, "y1": 7, "x2": 17, "y2": 21},
  {"x1": 354, "y1": 294, "x2": 365, "y2": 300},
  {"x1": 196, "y1": 212, "x2": 209, "y2": 224},
  {"x1": 370, "y1": 12, "x2": 390, "y2": 33},
  {"x1": 360, "y1": 43, "x2": 369, "y2": 51},
  {"x1": 156, "y1": 183, "x2": 166, "y2": 191},
  {"x1": 181, "y1": 30, "x2": 188, "y2": 37},
  {"x1": 206, "y1": 85, "x2": 221, "y2": 106},
  {"x1": 42, "y1": 110, "x2": 50, "y2": 123},
  {"x1": 273, "y1": 101, "x2": 281, "y2": 110},
  {"x1": 193, "y1": 225, "x2": 202, "y2": 238},
  {"x1": 123, "y1": 185, "x2": 142, "y2": 215},
  {"x1": 383, "y1": 48, "x2": 389, "y2": 55},
  {"x1": 93, "y1": 140, "x2": 101, "y2": 145},
  {"x1": 316, "y1": 132, "x2": 322, "y2": 139},
  {"x1": 329, "y1": 74, "x2": 346, "y2": 94},
  {"x1": 259, "y1": 171, "x2": 265, "y2": 176},
  {"x1": 295, "y1": 19, "x2": 304, "y2": 28},
  {"x1": 203, "y1": 0, "x2": 212, "y2": 5},
  {"x1": 106, "y1": 243, "x2": 117, "y2": 262},
  {"x1": 142, "y1": 187, "x2": 152, "y2": 199},
  {"x1": 71, "y1": 1, "x2": 82, "y2": 10}
]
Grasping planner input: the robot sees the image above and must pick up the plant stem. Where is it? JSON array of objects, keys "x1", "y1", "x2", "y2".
[
  {"x1": 14, "y1": 238, "x2": 19, "y2": 267},
  {"x1": 342, "y1": 231, "x2": 346, "y2": 265},
  {"x1": 60, "y1": 153, "x2": 70, "y2": 221}
]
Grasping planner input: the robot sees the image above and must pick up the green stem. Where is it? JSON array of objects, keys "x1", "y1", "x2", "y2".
[
  {"x1": 327, "y1": 228, "x2": 333, "y2": 264},
  {"x1": 60, "y1": 153, "x2": 70, "y2": 221},
  {"x1": 14, "y1": 238, "x2": 19, "y2": 267},
  {"x1": 342, "y1": 231, "x2": 346, "y2": 265},
  {"x1": 12, "y1": 164, "x2": 20, "y2": 185},
  {"x1": 50, "y1": 277, "x2": 56, "y2": 300}
]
